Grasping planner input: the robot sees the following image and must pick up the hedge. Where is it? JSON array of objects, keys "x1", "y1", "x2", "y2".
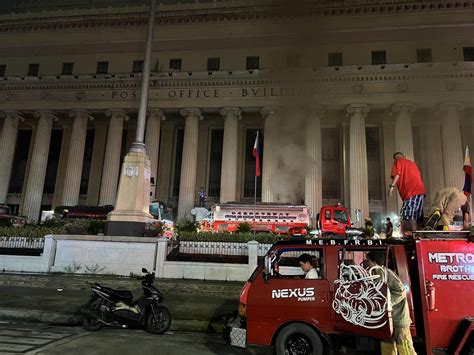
[{"x1": 177, "y1": 231, "x2": 289, "y2": 244}]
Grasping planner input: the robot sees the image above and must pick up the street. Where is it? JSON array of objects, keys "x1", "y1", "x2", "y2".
[{"x1": 0, "y1": 322, "x2": 264, "y2": 355}]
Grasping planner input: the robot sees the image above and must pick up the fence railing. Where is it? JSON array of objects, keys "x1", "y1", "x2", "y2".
[
  {"x1": 0, "y1": 236, "x2": 45, "y2": 255},
  {"x1": 170, "y1": 240, "x2": 249, "y2": 256},
  {"x1": 258, "y1": 243, "x2": 272, "y2": 256}
]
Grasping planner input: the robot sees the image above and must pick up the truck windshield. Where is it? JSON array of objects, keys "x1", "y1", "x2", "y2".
[{"x1": 334, "y1": 210, "x2": 348, "y2": 223}]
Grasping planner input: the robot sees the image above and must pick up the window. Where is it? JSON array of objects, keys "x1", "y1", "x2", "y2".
[
  {"x1": 244, "y1": 129, "x2": 263, "y2": 198},
  {"x1": 322, "y1": 127, "x2": 341, "y2": 199},
  {"x1": 44, "y1": 130, "x2": 63, "y2": 194},
  {"x1": 328, "y1": 52, "x2": 343, "y2": 67},
  {"x1": 80, "y1": 130, "x2": 95, "y2": 195},
  {"x1": 246, "y1": 56, "x2": 260, "y2": 70},
  {"x1": 172, "y1": 129, "x2": 185, "y2": 197},
  {"x1": 207, "y1": 57, "x2": 220, "y2": 71},
  {"x1": 96, "y1": 61, "x2": 109, "y2": 74},
  {"x1": 334, "y1": 210, "x2": 348, "y2": 223},
  {"x1": 463, "y1": 47, "x2": 474, "y2": 61},
  {"x1": 371, "y1": 50, "x2": 386, "y2": 65},
  {"x1": 0, "y1": 64, "x2": 5, "y2": 77},
  {"x1": 366, "y1": 127, "x2": 382, "y2": 200},
  {"x1": 28, "y1": 63, "x2": 40, "y2": 76},
  {"x1": 269, "y1": 249, "x2": 324, "y2": 279},
  {"x1": 132, "y1": 60, "x2": 144, "y2": 73},
  {"x1": 169, "y1": 58, "x2": 182, "y2": 71},
  {"x1": 9, "y1": 130, "x2": 32, "y2": 193},
  {"x1": 416, "y1": 48, "x2": 432, "y2": 63},
  {"x1": 286, "y1": 54, "x2": 301, "y2": 68},
  {"x1": 61, "y1": 62, "x2": 74, "y2": 75}
]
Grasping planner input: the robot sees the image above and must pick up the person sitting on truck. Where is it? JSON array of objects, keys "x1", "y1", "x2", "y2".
[
  {"x1": 366, "y1": 251, "x2": 416, "y2": 355},
  {"x1": 298, "y1": 253, "x2": 319, "y2": 279},
  {"x1": 425, "y1": 187, "x2": 470, "y2": 230}
]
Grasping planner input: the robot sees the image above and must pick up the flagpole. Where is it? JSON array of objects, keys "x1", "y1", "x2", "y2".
[{"x1": 254, "y1": 174, "x2": 257, "y2": 237}]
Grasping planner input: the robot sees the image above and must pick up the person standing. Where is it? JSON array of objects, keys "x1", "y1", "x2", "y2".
[
  {"x1": 197, "y1": 187, "x2": 206, "y2": 208},
  {"x1": 385, "y1": 217, "x2": 394, "y2": 238},
  {"x1": 388, "y1": 152, "x2": 426, "y2": 236},
  {"x1": 366, "y1": 252, "x2": 416, "y2": 355}
]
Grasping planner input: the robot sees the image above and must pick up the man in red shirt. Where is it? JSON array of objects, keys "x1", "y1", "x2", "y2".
[{"x1": 389, "y1": 152, "x2": 426, "y2": 235}]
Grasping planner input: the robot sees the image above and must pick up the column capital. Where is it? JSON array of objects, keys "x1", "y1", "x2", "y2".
[
  {"x1": 34, "y1": 110, "x2": 58, "y2": 121},
  {"x1": 220, "y1": 107, "x2": 241, "y2": 119},
  {"x1": 391, "y1": 103, "x2": 416, "y2": 114},
  {"x1": 436, "y1": 102, "x2": 465, "y2": 113},
  {"x1": 148, "y1": 109, "x2": 166, "y2": 121},
  {"x1": 308, "y1": 105, "x2": 326, "y2": 117},
  {"x1": 180, "y1": 107, "x2": 202, "y2": 119},
  {"x1": 260, "y1": 106, "x2": 277, "y2": 118},
  {"x1": 346, "y1": 104, "x2": 370, "y2": 117},
  {"x1": 105, "y1": 109, "x2": 129, "y2": 121},
  {"x1": 0, "y1": 110, "x2": 24, "y2": 121},
  {"x1": 69, "y1": 109, "x2": 94, "y2": 121}
]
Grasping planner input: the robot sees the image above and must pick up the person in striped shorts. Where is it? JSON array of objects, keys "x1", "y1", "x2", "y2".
[{"x1": 388, "y1": 152, "x2": 426, "y2": 236}]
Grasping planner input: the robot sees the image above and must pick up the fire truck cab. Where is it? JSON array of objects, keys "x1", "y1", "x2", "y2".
[
  {"x1": 317, "y1": 204, "x2": 353, "y2": 237},
  {"x1": 225, "y1": 232, "x2": 474, "y2": 355}
]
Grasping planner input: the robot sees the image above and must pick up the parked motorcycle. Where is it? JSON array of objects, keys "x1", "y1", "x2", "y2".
[{"x1": 80, "y1": 268, "x2": 171, "y2": 334}]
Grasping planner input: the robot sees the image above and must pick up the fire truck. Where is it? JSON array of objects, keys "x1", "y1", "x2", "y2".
[
  {"x1": 225, "y1": 232, "x2": 474, "y2": 355},
  {"x1": 202, "y1": 203, "x2": 311, "y2": 234}
]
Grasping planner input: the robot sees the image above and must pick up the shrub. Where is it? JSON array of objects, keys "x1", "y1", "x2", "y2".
[
  {"x1": 236, "y1": 222, "x2": 252, "y2": 233},
  {"x1": 87, "y1": 220, "x2": 105, "y2": 235},
  {"x1": 0, "y1": 219, "x2": 13, "y2": 227},
  {"x1": 176, "y1": 219, "x2": 199, "y2": 233},
  {"x1": 177, "y1": 231, "x2": 287, "y2": 244},
  {"x1": 144, "y1": 221, "x2": 165, "y2": 238},
  {"x1": 64, "y1": 219, "x2": 90, "y2": 235}
]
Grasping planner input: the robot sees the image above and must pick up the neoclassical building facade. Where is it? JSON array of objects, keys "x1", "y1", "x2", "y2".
[{"x1": 0, "y1": 0, "x2": 473, "y2": 228}]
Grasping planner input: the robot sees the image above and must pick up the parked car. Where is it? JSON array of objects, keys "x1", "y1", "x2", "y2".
[{"x1": 0, "y1": 205, "x2": 26, "y2": 227}]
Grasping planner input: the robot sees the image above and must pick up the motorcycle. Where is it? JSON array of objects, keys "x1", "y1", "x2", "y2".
[{"x1": 80, "y1": 268, "x2": 171, "y2": 335}]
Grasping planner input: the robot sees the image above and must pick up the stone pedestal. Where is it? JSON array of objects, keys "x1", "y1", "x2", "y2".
[
  {"x1": 347, "y1": 104, "x2": 370, "y2": 220},
  {"x1": 0, "y1": 111, "x2": 22, "y2": 204},
  {"x1": 106, "y1": 151, "x2": 153, "y2": 236},
  {"x1": 220, "y1": 107, "x2": 241, "y2": 203},
  {"x1": 99, "y1": 110, "x2": 128, "y2": 206},
  {"x1": 392, "y1": 103, "x2": 415, "y2": 161},
  {"x1": 21, "y1": 110, "x2": 55, "y2": 223},
  {"x1": 145, "y1": 109, "x2": 165, "y2": 199},
  {"x1": 439, "y1": 103, "x2": 464, "y2": 189},
  {"x1": 60, "y1": 110, "x2": 92, "y2": 206},
  {"x1": 261, "y1": 107, "x2": 277, "y2": 203},
  {"x1": 305, "y1": 106, "x2": 324, "y2": 224},
  {"x1": 177, "y1": 108, "x2": 201, "y2": 220}
]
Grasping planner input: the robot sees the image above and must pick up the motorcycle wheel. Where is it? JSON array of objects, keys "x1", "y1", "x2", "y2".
[
  {"x1": 82, "y1": 299, "x2": 103, "y2": 331},
  {"x1": 146, "y1": 305, "x2": 171, "y2": 335}
]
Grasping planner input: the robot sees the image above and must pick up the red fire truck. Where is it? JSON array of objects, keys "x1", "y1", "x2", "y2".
[
  {"x1": 203, "y1": 203, "x2": 311, "y2": 234},
  {"x1": 225, "y1": 232, "x2": 474, "y2": 354},
  {"x1": 315, "y1": 204, "x2": 354, "y2": 237}
]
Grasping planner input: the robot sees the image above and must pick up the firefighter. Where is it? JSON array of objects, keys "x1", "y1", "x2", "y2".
[
  {"x1": 366, "y1": 251, "x2": 417, "y2": 355},
  {"x1": 425, "y1": 187, "x2": 470, "y2": 230}
]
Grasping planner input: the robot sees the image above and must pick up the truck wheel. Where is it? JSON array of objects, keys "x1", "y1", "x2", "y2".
[{"x1": 276, "y1": 323, "x2": 323, "y2": 355}]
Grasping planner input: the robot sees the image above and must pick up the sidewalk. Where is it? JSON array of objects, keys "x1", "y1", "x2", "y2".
[{"x1": 0, "y1": 273, "x2": 244, "y2": 333}]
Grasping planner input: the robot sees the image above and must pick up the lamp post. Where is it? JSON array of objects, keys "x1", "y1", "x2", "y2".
[{"x1": 106, "y1": 0, "x2": 156, "y2": 236}]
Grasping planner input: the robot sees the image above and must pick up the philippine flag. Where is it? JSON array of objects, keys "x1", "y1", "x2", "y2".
[
  {"x1": 252, "y1": 131, "x2": 261, "y2": 177},
  {"x1": 463, "y1": 146, "x2": 472, "y2": 196}
]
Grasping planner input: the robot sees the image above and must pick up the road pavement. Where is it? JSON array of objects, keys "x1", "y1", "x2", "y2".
[{"x1": 0, "y1": 322, "x2": 267, "y2": 355}]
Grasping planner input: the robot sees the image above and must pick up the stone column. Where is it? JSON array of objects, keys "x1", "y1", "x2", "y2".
[
  {"x1": 145, "y1": 109, "x2": 165, "y2": 199},
  {"x1": 177, "y1": 108, "x2": 201, "y2": 220},
  {"x1": 347, "y1": 104, "x2": 370, "y2": 220},
  {"x1": 21, "y1": 110, "x2": 56, "y2": 223},
  {"x1": 219, "y1": 107, "x2": 241, "y2": 203},
  {"x1": 438, "y1": 103, "x2": 465, "y2": 189},
  {"x1": 99, "y1": 110, "x2": 128, "y2": 206},
  {"x1": 305, "y1": 106, "x2": 324, "y2": 224},
  {"x1": 261, "y1": 107, "x2": 277, "y2": 202},
  {"x1": 382, "y1": 121, "x2": 398, "y2": 216},
  {"x1": 392, "y1": 103, "x2": 416, "y2": 161},
  {"x1": 60, "y1": 110, "x2": 93, "y2": 206},
  {"x1": 86, "y1": 121, "x2": 107, "y2": 206},
  {"x1": 0, "y1": 111, "x2": 23, "y2": 204}
]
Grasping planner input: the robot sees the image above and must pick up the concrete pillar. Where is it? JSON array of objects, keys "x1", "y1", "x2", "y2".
[
  {"x1": 86, "y1": 121, "x2": 107, "y2": 206},
  {"x1": 305, "y1": 106, "x2": 324, "y2": 224},
  {"x1": 99, "y1": 110, "x2": 128, "y2": 206},
  {"x1": 155, "y1": 237, "x2": 169, "y2": 278},
  {"x1": 438, "y1": 103, "x2": 465, "y2": 189},
  {"x1": 421, "y1": 120, "x2": 444, "y2": 204},
  {"x1": 145, "y1": 109, "x2": 165, "y2": 199},
  {"x1": 157, "y1": 122, "x2": 174, "y2": 203},
  {"x1": 247, "y1": 240, "x2": 259, "y2": 277},
  {"x1": 382, "y1": 121, "x2": 398, "y2": 217},
  {"x1": 392, "y1": 103, "x2": 416, "y2": 161},
  {"x1": 177, "y1": 108, "x2": 201, "y2": 220},
  {"x1": 261, "y1": 107, "x2": 277, "y2": 203},
  {"x1": 347, "y1": 104, "x2": 370, "y2": 220},
  {"x1": 220, "y1": 107, "x2": 241, "y2": 203},
  {"x1": 0, "y1": 111, "x2": 23, "y2": 204},
  {"x1": 60, "y1": 110, "x2": 93, "y2": 206},
  {"x1": 21, "y1": 110, "x2": 56, "y2": 223}
]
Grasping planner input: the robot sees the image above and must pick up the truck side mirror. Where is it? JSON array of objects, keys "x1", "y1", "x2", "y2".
[{"x1": 263, "y1": 255, "x2": 271, "y2": 283}]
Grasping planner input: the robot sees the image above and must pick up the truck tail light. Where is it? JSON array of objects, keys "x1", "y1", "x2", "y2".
[{"x1": 238, "y1": 302, "x2": 246, "y2": 317}]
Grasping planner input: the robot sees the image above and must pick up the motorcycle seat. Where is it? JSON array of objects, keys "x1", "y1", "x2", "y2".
[{"x1": 101, "y1": 286, "x2": 133, "y2": 301}]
